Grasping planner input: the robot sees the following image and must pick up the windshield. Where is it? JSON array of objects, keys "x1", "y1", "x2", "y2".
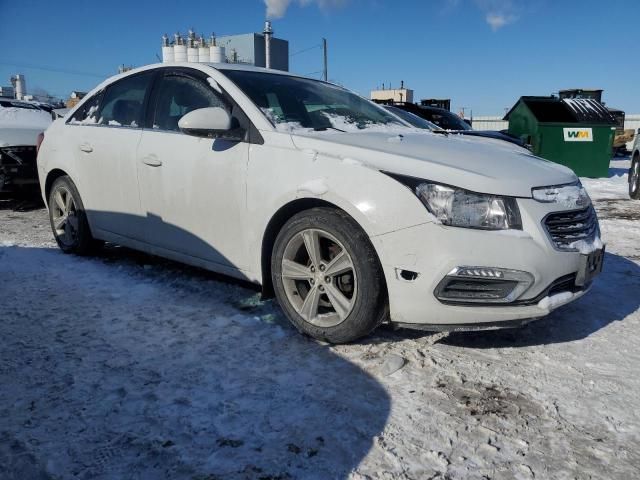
[
  {"x1": 425, "y1": 108, "x2": 472, "y2": 131},
  {"x1": 384, "y1": 106, "x2": 442, "y2": 131},
  {"x1": 221, "y1": 70, "x2": 406, "y2": 133}
]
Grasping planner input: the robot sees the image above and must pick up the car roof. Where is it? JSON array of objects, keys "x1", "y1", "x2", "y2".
[
  {"x1": 112, "y1": 62, "x2": 310, "y2": 82},
  {"x1": 417, "y1": 105, "x2": 451, "y2": 114}
]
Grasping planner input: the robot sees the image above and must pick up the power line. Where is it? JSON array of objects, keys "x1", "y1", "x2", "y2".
[
  {"x1": 0, "y1": 61, "x2": 110, "y2": 78},
  {"x1": 289, "y1": 44, "x2": 322, "y2": 58}
]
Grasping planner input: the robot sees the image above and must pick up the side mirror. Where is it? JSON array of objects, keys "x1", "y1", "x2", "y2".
[{"x1": 178, "y1": 107, "x2": 235, "y2": 138}]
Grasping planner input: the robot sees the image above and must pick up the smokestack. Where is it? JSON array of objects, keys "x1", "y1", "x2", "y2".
[
  {"x1": 263, "y1": 20, "x2": 273, "y2": 69},
  {"x1": 11, "y1": 74, "x2": 26, "y2": 100}
]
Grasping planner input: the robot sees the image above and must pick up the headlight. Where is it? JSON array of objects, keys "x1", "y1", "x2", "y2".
[
  {"x1": 415, "y1": 182, "x2": 522, "y2": 230},
  {"x1": 531, "y1": 182, "x2": 591, "y2": 208}
]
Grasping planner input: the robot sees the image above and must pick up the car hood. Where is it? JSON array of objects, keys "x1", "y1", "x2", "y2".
[
  {"x1": 290, "y1": 130, "x2": 576, "y2": 197},
  {"x1": 0, "y1": 107, "x2": 52, "y2": 147}
]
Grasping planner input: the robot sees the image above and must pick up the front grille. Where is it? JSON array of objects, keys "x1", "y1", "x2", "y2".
[
  {"x1": 543, "y1": 206, "x2": 598, "y2": 250},
  {"x1": 0, "y1": 146, "x2": 37, "y2": 166}
]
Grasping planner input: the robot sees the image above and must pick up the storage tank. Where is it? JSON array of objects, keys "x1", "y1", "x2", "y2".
[
  {"x1": 198, "y1": 36, "x2": 209, "y2": 63},
  {"x1": 187, "y1": 37, "x2": 199, "y2": 63},
  {"x1": 161, "y1": 34, "x2": 174, "y2": 63},
  {"x1": 174, "y1": 44, "x2": 187, "y2": 62},
  {"x1": 210, "y1": 45, "x2": 226, "y2": 63}
]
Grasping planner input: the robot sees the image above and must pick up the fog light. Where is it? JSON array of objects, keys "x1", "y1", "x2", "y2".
[
  {"x1": 456, "y1": 267, "x2": 505, "y2": 278},
  {"x1": 435, "y1": 266, "x2": 533, "y2": 304}
]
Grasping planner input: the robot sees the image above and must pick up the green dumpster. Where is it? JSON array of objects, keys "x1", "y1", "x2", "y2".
[{"x1": 505, "y1": 96, "x2": 616, "y2": 177}]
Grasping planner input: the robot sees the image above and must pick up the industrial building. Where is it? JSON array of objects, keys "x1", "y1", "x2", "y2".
[
  {"x1": 160, "y1": 22, "x2": 289, "y2": 71},
  {"x1": 0, "y1": 74, "x2": 26, "y2": 100},
  {"x1": 0, "y1": 86, "x2": 15, "y2": 98},
  {"x1": 66, "y1": 91, "x2": 87, "y2": 109},
  {"x1": 370, "y1": 82, "x2": 413, "y2": 104}
]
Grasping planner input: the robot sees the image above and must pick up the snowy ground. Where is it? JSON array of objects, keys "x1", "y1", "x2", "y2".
[{"x1": 1, "y1": 159, "x2": 639, "y2": 479}]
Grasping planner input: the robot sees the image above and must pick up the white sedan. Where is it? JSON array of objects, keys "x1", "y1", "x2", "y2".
[{"x1": 37, "y1": 63, "x2": 604, "y2": 343}]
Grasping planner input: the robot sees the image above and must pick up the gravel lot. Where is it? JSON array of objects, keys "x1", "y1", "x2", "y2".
[{"x1": 1, "y1": 160, "x2": 639, "y2": 479}]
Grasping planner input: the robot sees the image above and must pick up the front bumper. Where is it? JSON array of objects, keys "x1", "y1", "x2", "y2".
[
  {"x1": 371, "y1": 198, "x2": 600, "y2": 328},
  {"x1": 0, "y1": 145, "x2": 39, "y2": 192}
]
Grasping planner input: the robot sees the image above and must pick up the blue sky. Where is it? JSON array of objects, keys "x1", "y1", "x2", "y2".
[{"x1": 1, "y1": 0, "x2": 638, "y2": 115}]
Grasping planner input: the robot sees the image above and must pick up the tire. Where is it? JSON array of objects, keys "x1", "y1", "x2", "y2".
[
  {"x1": 271, "y1": 207, "x2": 388, "y2": 343},
  {"x1": 48, "y1": 176, "x2": 101, "y2": 255},
  {"x1": 630, "y1": 155, "x2": 640, "y2": 200}
]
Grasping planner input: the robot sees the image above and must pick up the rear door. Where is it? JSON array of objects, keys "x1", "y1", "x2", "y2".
[
  {"x1": 68, "y1": 71, "x2": 155, "y2": 241},
  {"x1": 136, "y1": 68, "x2": 250, "y2": 269}
]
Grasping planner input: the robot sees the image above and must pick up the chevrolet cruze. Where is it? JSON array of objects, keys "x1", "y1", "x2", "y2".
[{"x1": 37, "y1": 63, "x2": 604, "y2": 343}]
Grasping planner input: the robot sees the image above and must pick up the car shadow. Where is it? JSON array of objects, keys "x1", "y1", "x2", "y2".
[
  {"x1": 608, "y1": 167, "x2": 629, "y2": 177},
  {"x1": 442, "y1": 252, "x2": 640, "y2": 349},
  {"x1": 0, "y1": 241, "x2": 391, "y2": 479},
  {"x1": 0, "y1": 190, "x2": 44, "y2": 211}
]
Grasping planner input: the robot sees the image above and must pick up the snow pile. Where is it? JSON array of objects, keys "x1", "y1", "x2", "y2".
[
  {"x1": 206, "y1": 77, "x2": 223, "y2": 94},
  {"x1": 68, "y1": 104, "x2": 101, "y2": 125},
  {"x1": 533, "y1": 183, "x2": 591, "y2": 208},
  {"x1": 581, "y1": 159, "x2": 631, "y2": 201},
  {"x1": 570, "y1": 235, "x2": 604, "y2": 254},
  {"x1": 537, "y1": 291, "x2": 576, "y2": 310},
  {"x1": 555, "y1": 185, "x2": 591, "y2": 209},
  {"x1": 262, "y1": 107, "x2": 428, "y2": 137}
]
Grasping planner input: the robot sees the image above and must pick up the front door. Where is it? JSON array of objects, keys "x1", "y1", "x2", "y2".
[{"x1": 136, "y1": 70, "x2": 249, "y2": 270}]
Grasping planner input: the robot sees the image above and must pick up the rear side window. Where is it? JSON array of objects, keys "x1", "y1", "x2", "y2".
[
  {"x1": 96, "y1": 72, "x2": 154, "y2": 128},
  {"x1": 68, "y1": 92, "x2": 103, "y2": 125},
  {"x1": 152, "y1": 74, "x2": 227, "y2": 132}
]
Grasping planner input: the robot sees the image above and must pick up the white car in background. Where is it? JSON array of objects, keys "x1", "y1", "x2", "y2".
[
  {"x1": 37, "y1": 63, "x2": 604, "y2": 343},
  {"x1": 0, "y1": 99, "x2": 52, "y2": 193}
]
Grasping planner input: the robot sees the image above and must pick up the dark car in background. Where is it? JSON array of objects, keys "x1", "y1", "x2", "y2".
[{"x1": 380, "y1": 101, "x2": 529, "y2": 150}]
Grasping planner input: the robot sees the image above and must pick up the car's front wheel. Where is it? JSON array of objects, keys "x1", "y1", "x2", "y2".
[
  {"x1": 630, "y1": 154, "x2": 640, "y2": 200},
  {"x1": 48, "y1": 176, "x2": 100, "y2": 255},
  {"x1": 272, "y1": 207, "x2": 387, "y2": 343}
]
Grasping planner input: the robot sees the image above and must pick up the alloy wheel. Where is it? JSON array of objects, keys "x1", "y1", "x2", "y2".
[
  {"x1": 631, "y1": 161, "x2": 639, "y2": 194},
  {"x1": 281, "y1": 228, "x2": 357, "y2": 327},
  {"x1": 51, "y1": 187, "x2": 79, "y2": 247}
]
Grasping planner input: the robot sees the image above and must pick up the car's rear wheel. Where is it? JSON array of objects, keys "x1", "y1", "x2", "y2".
[
  {"x1": 272, "y1": 207, "x2": 387, "y2": 343},
  {"x1": 630, "y1": 155, "x2": 640, "y2": 200},
  {"x1": 48, "y1": 176, "x2": 100, "y2": 254}
]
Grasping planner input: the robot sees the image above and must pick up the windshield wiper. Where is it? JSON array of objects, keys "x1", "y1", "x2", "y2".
[{"x1": 313, "y1": 126, "x2": 346, "y2": 132}]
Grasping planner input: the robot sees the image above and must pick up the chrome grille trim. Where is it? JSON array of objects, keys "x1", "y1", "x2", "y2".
[{"x1": 543, "y1": 206, "x2": 598, "y2": 251}]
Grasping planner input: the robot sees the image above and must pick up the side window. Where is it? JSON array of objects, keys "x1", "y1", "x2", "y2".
[
  {"x1": 152, "y1": 75, "x2": 227, "y2": 132},
  {"x1": 68, "y1": 92, "x2": 103, "y2": 125},
  {"x1": 96, "y1": 72, "x2": 154, "y2": 128}
]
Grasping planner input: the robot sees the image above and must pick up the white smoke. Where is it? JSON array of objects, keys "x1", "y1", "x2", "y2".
[
  {"x1": 474, "y1": 0, "x2": 520, "y2": 31},
  {"x1": 264, "y1": 0, "x2": 347, "y2": 19}
]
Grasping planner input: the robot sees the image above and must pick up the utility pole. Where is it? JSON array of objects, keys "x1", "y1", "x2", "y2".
[{"x1": 322, "y1": 38, "x2": 328, "y2": 81}]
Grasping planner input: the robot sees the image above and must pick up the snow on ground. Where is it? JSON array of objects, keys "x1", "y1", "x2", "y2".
[{"x1": 1, "y1": 161, "x2": 639, "y2": 479}]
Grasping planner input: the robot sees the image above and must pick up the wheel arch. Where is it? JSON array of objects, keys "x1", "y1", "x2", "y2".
[
  {"x1": 44, "y1": 168, "x2": 69, "y2": 206},
  {"x1": 260, "y1": 197, "x2": 375, "y2": 298}
]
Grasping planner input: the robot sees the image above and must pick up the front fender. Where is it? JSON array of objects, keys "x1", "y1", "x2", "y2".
[{"x1": 246, "y1": 132, "x2": 433, "y2": 276}]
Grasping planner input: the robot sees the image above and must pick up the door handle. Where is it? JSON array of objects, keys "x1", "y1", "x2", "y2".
[
  {"x1": 141, "y1": 155, "x2": 162, "y2": 167},
  {"x1": 79, "y1": 143, "x2": 93, "y2": 153}
]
